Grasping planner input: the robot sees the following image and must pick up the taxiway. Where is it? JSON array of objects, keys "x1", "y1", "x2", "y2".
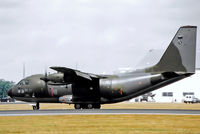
[{"x1": 0, "y1": 109, "x2": 200, "y2": 116}]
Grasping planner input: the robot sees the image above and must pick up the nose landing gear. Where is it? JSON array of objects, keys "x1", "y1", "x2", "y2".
[{"x1": 32, "y1": 102, "x2": 40, "y2": 110}]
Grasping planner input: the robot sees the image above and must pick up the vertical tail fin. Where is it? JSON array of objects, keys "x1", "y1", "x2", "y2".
[{"x1": 146, "y1": 26, "x2": 197, "y2": 73}]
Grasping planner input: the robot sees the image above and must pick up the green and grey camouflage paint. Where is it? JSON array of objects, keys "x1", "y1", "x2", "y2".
[{"x1": 8, "y1": 26, "x2": 197, "y2": 109}]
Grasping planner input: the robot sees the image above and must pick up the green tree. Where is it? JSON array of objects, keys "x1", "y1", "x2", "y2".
[{"x1": 0, "y1": 79, "x2": 15, "y2": 98}]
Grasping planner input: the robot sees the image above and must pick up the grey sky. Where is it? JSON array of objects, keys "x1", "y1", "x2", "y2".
[{"x1": 0, "y1": 0, "x2": 200, "y2": 82}]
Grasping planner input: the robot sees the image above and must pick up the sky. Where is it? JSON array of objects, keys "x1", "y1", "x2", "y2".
[{"x1": 0, "y1": 0, "x2": 200, "y2": 82}]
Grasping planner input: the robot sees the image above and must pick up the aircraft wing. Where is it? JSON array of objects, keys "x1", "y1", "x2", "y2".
[{"x1": 50, "y1": 66, "x2": 107, "y2": 81}]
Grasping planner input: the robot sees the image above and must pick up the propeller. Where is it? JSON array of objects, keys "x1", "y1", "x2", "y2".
[
  {"x1": 44, "y1": 68, "x2": 48, "y2": 91},
  {"x1": 40, "y1": 67, "x2": 49, "y2": 82},
  {"x1": 40, "y1": 67, "x2": 49, "y2": 90}
]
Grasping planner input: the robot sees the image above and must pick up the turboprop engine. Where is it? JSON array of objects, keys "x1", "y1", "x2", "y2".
[
  {"x1": 47, "y1": 84, "x2": 72, "y2": 97},
  {"x1": 41, "y1": 73, "x2": 64, "y2": 83}
]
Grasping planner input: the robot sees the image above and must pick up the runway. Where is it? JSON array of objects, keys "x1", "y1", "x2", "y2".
[{"x1": 0, "y1": 109, "x2": 200, "y2": 116}]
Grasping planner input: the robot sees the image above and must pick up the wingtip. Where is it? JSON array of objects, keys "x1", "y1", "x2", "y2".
[
  {"x1": 50, "y1": 67, "x2": 55, "y2": 70},
  {"x1": 180, "y1": 25, "x2": 197, "y2": 28},
  {"x1": 50, "y1": 66, "x2": 59, "y2": 69}
]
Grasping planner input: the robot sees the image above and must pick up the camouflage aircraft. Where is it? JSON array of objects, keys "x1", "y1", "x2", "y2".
[{"x1": 8, "y1": 26, "x2": 197, "y2": 110}]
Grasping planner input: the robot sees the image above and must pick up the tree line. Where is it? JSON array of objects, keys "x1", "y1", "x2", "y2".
[{"x1": 0, "y1": 79, "x2": 15, "y2": 98}]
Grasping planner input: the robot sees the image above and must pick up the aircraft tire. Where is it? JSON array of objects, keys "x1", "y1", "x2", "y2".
[
  {"x1": 87, "y1": 104, "x2": 93, "y2": 109},
  {"x1": 74, "y1": 104, "x2": 81, "y2": 109},
  {"x1": 33, "y1": 106, "x2": 39, "y2": 110}
]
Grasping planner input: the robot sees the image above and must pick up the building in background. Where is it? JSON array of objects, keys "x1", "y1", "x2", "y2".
[{"x1": 152, "y1": 69, "x2": 200, "y2": 103}]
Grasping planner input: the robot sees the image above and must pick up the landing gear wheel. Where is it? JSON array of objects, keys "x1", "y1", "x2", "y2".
[
  {"x1": 87, "y1": 104, "x2": 93, "y2": 109},
  {"x1": 33, "y1": 106, "x2": 38, "y2": 110},
  {"x1": 74, "y1": 104, "x2": 81, "y2": 109},
  {"x1": 33, "y1": 102, "x2": 40, "y2": 110}
]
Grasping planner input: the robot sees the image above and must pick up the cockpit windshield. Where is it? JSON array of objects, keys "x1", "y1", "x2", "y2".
[{"x1": 17, "y1": 80, "x2": 29, "y2": 85}]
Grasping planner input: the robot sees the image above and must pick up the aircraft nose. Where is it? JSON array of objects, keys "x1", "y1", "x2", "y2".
[{"x1": 8, "y1": 88, "x2": 13, "y2": 97}]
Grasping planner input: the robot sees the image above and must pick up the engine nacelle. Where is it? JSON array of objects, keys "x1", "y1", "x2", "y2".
[
  {"x1": 47, "y1": 73, "x2": 64, "y2": 83},
  {"x1": 48, "y1": 84, "x2": 72, "y2": 97}
]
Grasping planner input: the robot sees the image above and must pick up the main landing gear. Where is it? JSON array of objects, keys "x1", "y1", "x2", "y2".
[
  {"x1": 74, "y1": 103, "x2": 101, "y2": 109},
  {"x1": 32, "y1": 102, "x2": 40, "y2": 110}
]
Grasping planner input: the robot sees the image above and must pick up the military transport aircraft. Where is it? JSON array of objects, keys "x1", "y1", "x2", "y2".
[{"x1": 8, "y1": 26, "x2": 197, "y2": 110}]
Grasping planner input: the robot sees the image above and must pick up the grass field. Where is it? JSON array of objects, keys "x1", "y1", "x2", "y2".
[
  {"x1": 0, "y1": 102, "x2": 200, "y2": 134},
  {"x1": 1, "y1": 102, "x2": 200, "y2": 110},
  {"x1": 1, "y1": 103, "x2": 200, "y2": 134},
  {"x1": 0, "y1": 114, "x2": 200, "y2": 134}
]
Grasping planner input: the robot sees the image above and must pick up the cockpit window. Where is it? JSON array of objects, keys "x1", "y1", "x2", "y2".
[
  {"x1": 17, "y1": 80, "x2": 29, "y2": 85},
  {"x1": 17, "y1": 80, "x2": 24, "y2": 85},
  {"x1": 25, "y1": 80, "x2": 29, "y2": 85}
]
